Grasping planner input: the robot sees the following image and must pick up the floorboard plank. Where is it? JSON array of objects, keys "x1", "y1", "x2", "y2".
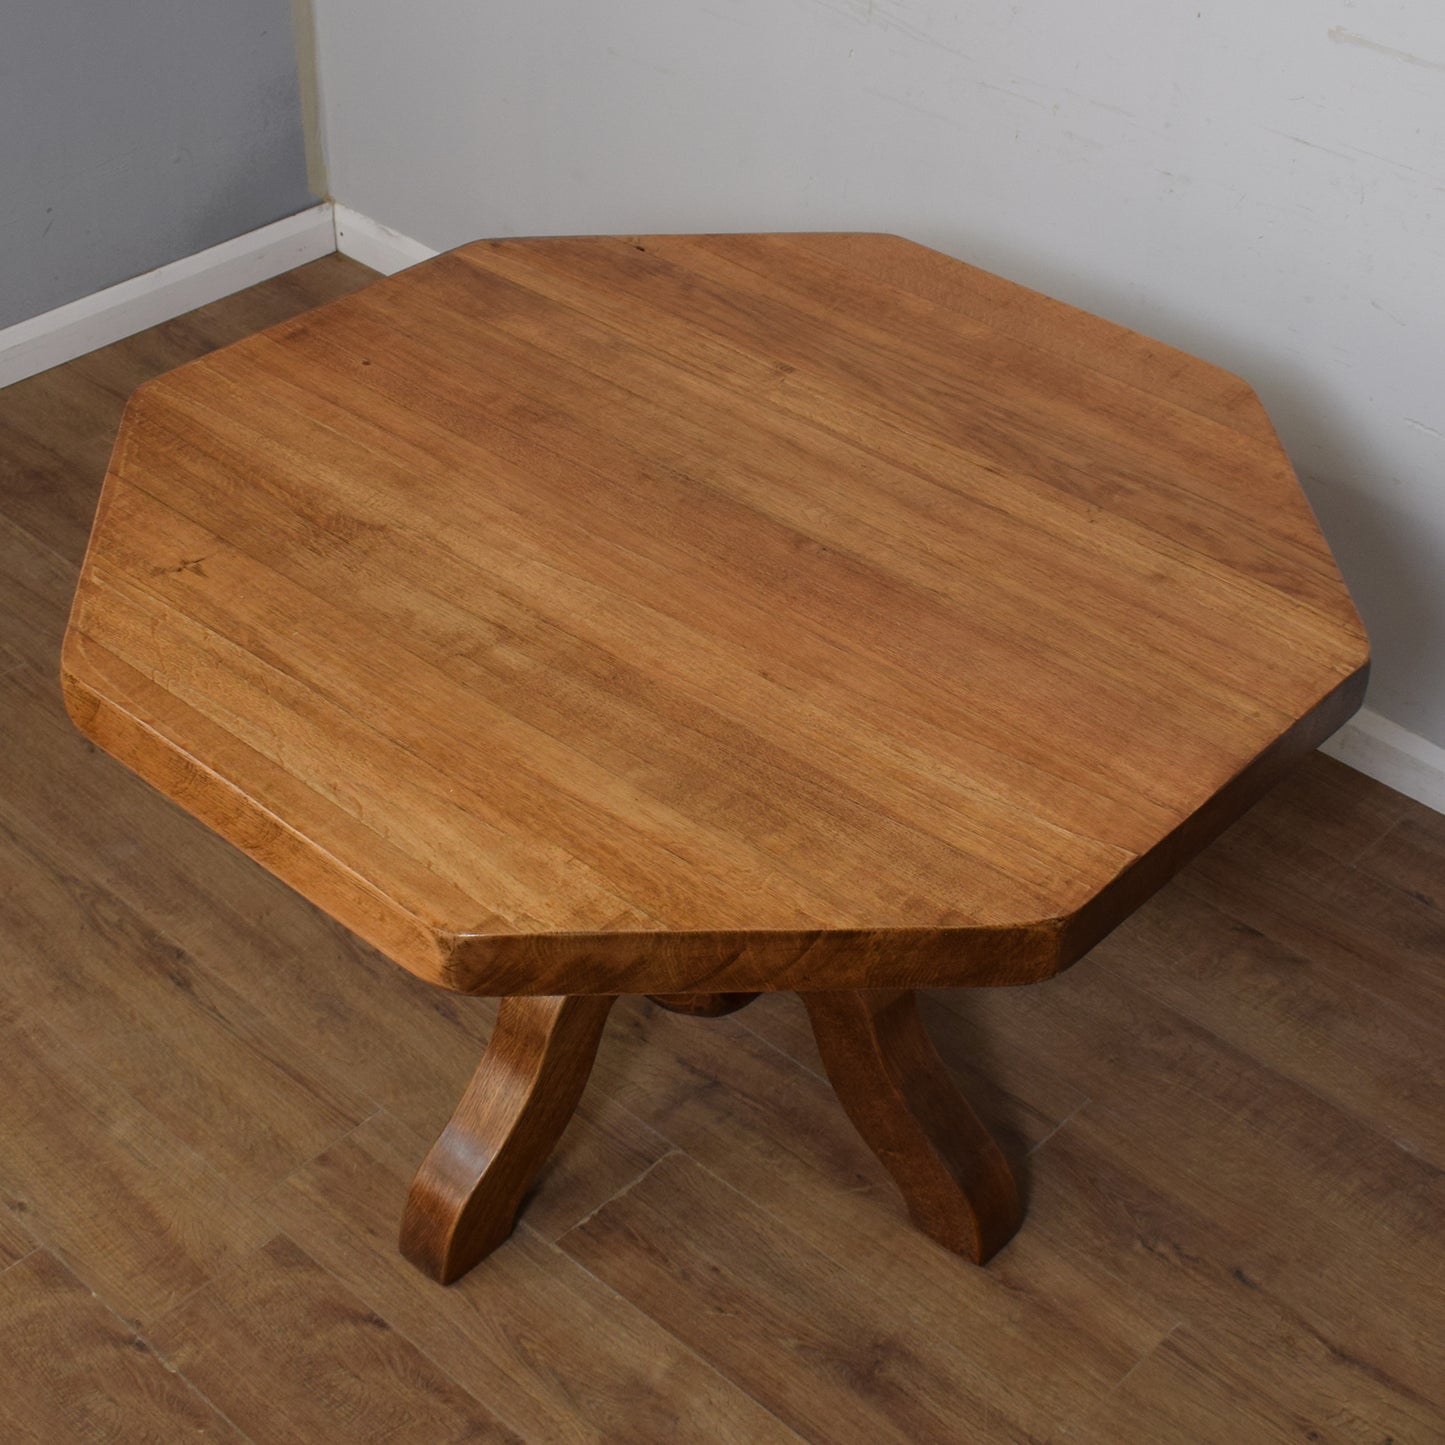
[
  {"x1": 268, "y1": 1112, "x2": 799, "y2": 1443},
  {"x1": 1018, "y1": 1108, "x2": 1445, "y2": 1443},
  {"x1": 1178, "y1": 813, "x2": 1445, "y2": 1021},
  {"x1": 562, "y1": 1150, "x2": 1035, "y2": 1444},
  {"x1": 0, "y1": 1249, "x2": 245, "y2": 1442},
  {"x1": 933, "y1": 961, "x2": 1445, "y2": 1409},
  {"x1": 0, "y1": 511, "x2": 74, "y2": 668},
  {"x1": 1229, "y1": 752, "x2": 1410, "y2": 866},
  {"x1": 579, "y1": 1001, "x2": 1172, "y2": 1439},
  {"x1": 1068, "y1": 1327, "x2": 1305, "y2": 1445},
  {"x1": 1101, "y1": 884, "x2": 1445, "y2": 1164},
  {"x1": 1356, "y1": 809, "x2": 1445, "y2": 914},
  {"x1": 149, "y1": 1234, "x2": 521, "y2": 1443},
  {"x1": 0, "y1": 807, "x2": 367, "y2": 1195},
  {"x1": 0, "y1": 1008, "x2": 274, "y2": 1325},
  {"x1": 0, "y1": 1210, "x2": 37, "y2": 1273}
]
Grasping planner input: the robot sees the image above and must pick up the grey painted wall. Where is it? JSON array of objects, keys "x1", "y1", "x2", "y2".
[{"x1": 0, "y1": 0, "x2": 319, "y2": 330}]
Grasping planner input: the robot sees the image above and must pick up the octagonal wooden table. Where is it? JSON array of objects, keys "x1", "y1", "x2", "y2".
[{"x1": 63, "y1": 233, "x2": 1369, "y2": 1284}]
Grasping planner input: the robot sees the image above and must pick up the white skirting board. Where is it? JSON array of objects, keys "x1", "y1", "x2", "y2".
[
  {"x1": 0, "y1": 204, "x2": 336, "y2": 390},
  {"x1": 1319, "y1": 707, "x2": 1445, "y2": 816},
  {"x1": 0, "y1": 203, "x2": 434, "y2": 390},
  {"x1": 333, "y1": 203, "x2": 439, "y2": 275},
  {"x1": 3, "y1": 201, "x2": 1441, "y2": 818}
]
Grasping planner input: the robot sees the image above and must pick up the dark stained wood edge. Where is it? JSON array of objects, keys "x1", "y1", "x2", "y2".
[
  {"x1": 400, "y1": 994, "x2": 616, "y2": 1284},
  {"x1": 648, "y1": 993, "x2": 761, "y2": 1017},
  {"x1": 59, "y1": 640, "x2": 456, "y2": 982},
  {"x1": 436, "y1": 927, "x2": 1061, "y2": 997},
  {"x1": 1056, "y1": 661, "x2": 1371, "y2": 964},
  {"x1": 802, "y1": 989, "x2": 1021, "y2": 1263}
]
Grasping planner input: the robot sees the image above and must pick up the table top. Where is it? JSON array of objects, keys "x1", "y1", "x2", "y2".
[{"x1": 62, "y1": 233, "x2": 1369, "y2": 997}]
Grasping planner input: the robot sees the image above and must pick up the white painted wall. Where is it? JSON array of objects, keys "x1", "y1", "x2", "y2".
[{"x1": 313, "y1": 0, "x2": 1445, "y2": 752}]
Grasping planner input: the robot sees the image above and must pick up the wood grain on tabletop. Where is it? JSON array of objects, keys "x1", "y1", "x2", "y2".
[{"x1": 61, "y1": 233, "x2": 1368, "y2": 996}]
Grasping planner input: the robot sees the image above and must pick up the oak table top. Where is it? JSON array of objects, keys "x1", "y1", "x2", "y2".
[{"x1": 64, "y1": 233, "x2": 1368, "y2": 1282}]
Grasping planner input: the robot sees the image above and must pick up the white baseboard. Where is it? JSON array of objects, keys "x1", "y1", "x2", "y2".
[
  {"x1": 0, "y1": 204, "x2": 336, "y2": 390},
  {"x1": 332, "y1": 204, "x2": 439, "y2": 275},
  {"x1": 1320, "y1": 707, "x2": 1445, "y2": 815}
]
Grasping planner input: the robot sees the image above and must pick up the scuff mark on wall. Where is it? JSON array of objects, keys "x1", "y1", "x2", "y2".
[
  {"x1": 291, "y1": 0, "x2": 329, "y2": 197},
  {"x1": 1328, "y1": 27, "x2": 1445, "y2": 74}
]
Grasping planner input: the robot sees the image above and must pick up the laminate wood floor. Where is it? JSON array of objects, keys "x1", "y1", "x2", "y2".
[{"x1": 1, "y1": 255, "x2": 1441, "y2": 1443}]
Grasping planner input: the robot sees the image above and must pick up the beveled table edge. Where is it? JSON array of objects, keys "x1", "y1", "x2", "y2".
[{"x1": 61, "y1": 619, "x2": 1368, "y2": 998}]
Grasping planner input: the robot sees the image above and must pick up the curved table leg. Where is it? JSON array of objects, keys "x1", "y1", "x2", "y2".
[
  {"x1": 801, "y1": 989, "x2": 1021, "y2": 1264},
  {"x1": 400, "y1": 993, "x2": 615, "y2": 1284}
]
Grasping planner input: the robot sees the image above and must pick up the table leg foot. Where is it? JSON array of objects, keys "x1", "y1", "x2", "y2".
[
  {"x1": 400, "y1": 993, "x2": 615, "y2": 1284},
  {"x1": 801, "y1": 989, "x2": 1021, "y2": 1263}
]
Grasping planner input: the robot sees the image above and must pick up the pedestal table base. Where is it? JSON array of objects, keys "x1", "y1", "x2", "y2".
[{"x1": 399, "y1": 990, "x2": 1021, "y2": 1285}]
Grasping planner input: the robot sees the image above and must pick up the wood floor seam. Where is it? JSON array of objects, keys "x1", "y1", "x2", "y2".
[
  {"x1": 279, "y1": 1231, "x2": 538, "y2": 1445},
  {"x1": 255, "y1": 1106, "x2": 389, "y2": 1206},
  {"x1": 1123, "y1": 967, "x2": 1445, "y2": 1172},
  {"x1": 1087, "y1": 1321, "x2": 1184, "y2": 1419},
  {"x1": 109, "y1": 1312, "x2": 265, "y2": 1445},
  {"x1": 1024, "y1": 1098, "x2": 1092, "y2": 1159},
  {"x1": 140, "y1": 1230, "x2": 293, "y2": 1341},
  {"x1": 555, "y1": 1145, "x2": 686, "y2": 1243},
  {"x1": 732, "y1": 1009, "x2": 830, "y2": 1084},
  {"x1": 0, "y1": 1245, "x2": 39, "y2": 1277},
  {"x1": 525, "y1": 1222, "x2": 813, "y2": 1445},
  {"x1": 1353, "y1": 817, "x2": 1445, "y2": 901},
  {"x1": 1172, "y1": 866, "x2": 1445, "y2": 1045}
]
